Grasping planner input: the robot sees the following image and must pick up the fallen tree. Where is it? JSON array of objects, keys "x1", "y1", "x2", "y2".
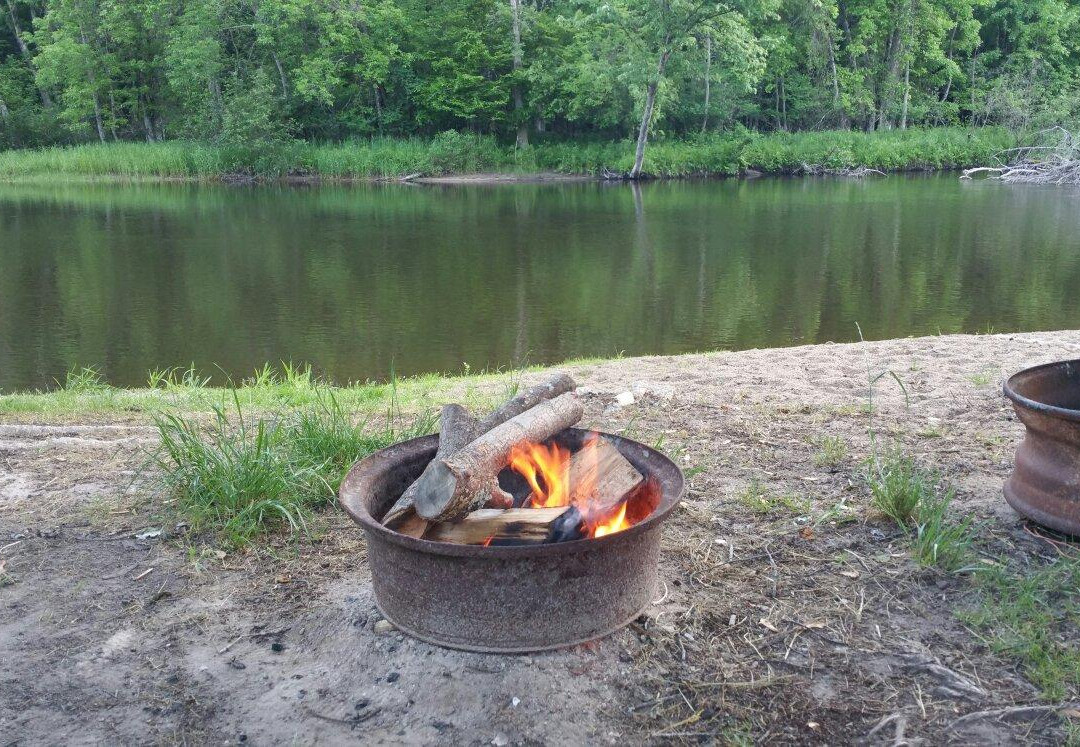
[{"x1": 962, "y1": 127, "x2": 1080, "y2": 185}]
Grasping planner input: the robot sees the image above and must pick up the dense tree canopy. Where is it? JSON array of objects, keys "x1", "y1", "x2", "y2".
[{"x1": 0, "y1": 0, "x2": 1077, "y2": 149}]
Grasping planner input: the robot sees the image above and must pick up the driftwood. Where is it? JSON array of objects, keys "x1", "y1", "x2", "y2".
[
  {"x1": 381, "y1": 372, "x2": 576, "y2": 531},
  {"x1": 413, "y1": 392, "x2": 584, "y2": 521},
  {"x1": 421, "y1": 507, "x2": 568, "y2": 545}
]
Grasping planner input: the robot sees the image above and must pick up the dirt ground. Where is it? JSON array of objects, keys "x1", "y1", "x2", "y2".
[{"x1": 3, "y1": 330, "x2": 1080, "y2": 745}]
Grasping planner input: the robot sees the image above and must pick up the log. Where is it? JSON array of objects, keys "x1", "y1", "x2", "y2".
[
  {"x1": 380, "y1": 372, "x2": 577, "y2": 530},
  {"x1": 381, "y1": 403, "x2": 478, "y2": 531},
  {"x1": 475, "y1": 372, "x2": 576, "y2": 433},
  {"x1": 422, "y1": 507, "x2": 568, "y2": 545},
  {"x1": 413, "y1": 392, "x2": 584, "y2": 521}
]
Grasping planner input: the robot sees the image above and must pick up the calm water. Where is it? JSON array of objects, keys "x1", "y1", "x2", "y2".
[{"x1": 1, "y1": 175, "x2": 1079, "y2": 392}]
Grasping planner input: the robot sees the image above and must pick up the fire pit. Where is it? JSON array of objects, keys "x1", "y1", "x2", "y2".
[
  {"x1": 1004, "y1": 359, "x2": 1080, "y2": 535},
  {"x1": 339, "y1": 427, "x2": 683, "y2": 652}
]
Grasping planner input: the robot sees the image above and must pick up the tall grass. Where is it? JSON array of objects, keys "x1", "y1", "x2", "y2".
[
  {"x1": 0, "y1": 127, "x2": 1015, "y2": 181},
  {"x1": 153, "y1": 390, "x2": 434, "y2": 546}
]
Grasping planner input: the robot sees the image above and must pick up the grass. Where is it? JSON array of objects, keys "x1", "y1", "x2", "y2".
[
  {"x1": 961, "y1": 556, "x2": 1080, "y2": 701},
  {"x1": 811, "y1": 435, "x2": 848, "y2": 469},
  {"x1": 0, "y1": 126, "x2": 1015, "y2": 181},
  {"x1": 867, "y1": 449, "x2": 976, "y2": 571},
  {"x1": 736, "y1": 479, "x2": 811, "y2": 515},
  {"x1": 153, "y1": 389, "x2": 435, "y2": 547}
]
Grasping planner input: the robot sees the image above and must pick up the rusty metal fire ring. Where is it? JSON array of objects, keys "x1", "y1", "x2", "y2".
[
  {"x1": 1004, "y1": 359, "x2": 1080, "y2": 536},
  {"x1": 339, "y1": 428, "x2": 684, "y2": 653}
]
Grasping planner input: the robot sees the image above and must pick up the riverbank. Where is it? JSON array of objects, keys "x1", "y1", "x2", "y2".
[
  {"x1": 0, "y1": 126, "x2": 1013, "y2": 182},
  {"x1": 3, "y1": 330, "x2": 1080, "y2": 743}
]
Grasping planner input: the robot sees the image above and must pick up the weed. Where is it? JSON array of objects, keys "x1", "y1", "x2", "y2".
[
  {"x1": 811, "y1": 435, "x2": 848, "y2": 469},
  {"x1": 968, "y1": 369, "x2": 996, "y2": 387},
  {"x1": 61, "y1": 365, "x2": 110, "y2": 393},
  {"x1": 911, "y1": 488, "x2": 976, "y2": 571},
  {"x1": 961, "y1": 556, "x2": 1080, "y2": 701},
  {"x1": 867, "y1": 449, "x2": 929, "y2": 527},
  {"x1": 867, "y1": 449, "x2": 976, "y2": 570},
  {"x1": 736, "y1": 480, "x2": 809, "y2": 515}
]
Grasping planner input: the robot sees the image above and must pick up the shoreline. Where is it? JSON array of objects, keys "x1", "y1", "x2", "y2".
[
  {"x1": 0, "y1": 126, "x2": 1014, "y2": 185},
  {"x1": 3, "y1": 329, "x2": 1076, "y2": 419}
]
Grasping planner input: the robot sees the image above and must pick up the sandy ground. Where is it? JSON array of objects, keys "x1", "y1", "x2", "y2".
[{"x1": 2, "y1": 330, "x2": 1080, "y2": 745}]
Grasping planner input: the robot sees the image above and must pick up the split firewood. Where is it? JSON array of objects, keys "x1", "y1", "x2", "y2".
[
  {"x1": 413, "y1": 392, "x2": 584, "y2": 521},
  {"x1": 565, "y1": 436, "x2": 643, "y2": 517},
  {"x1": 537, "y1": 437, "x2": 644, "y2": 542},
  {"x1": 421, "y1": 507, "x2": 568, "y2": 545},
  {"x1": 381, "y1": 372, "x2": 576, "y2": 533}
]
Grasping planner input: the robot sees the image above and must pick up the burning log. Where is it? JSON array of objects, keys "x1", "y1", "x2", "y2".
[
  {"x1": 413, "y1": 392, "x2": 584, "y2": 521},
  {"x1": 421, "y1": 507, "x2": 568, "y2": 545},
  {"x1": 429, "y1": 436, "x2": 646, "y2": 544},
  {"x1": 381, "y1": 372, "x2": 576, "y2": 532}
]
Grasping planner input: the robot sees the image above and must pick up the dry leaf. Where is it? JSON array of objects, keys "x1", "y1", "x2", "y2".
[
  {"x1": 759, "y1": 618, "x2": 779, "y2": 633},
  {"x1": 839, "y1": 569, "x2": 860, "y2": 579},
  {"x1": 799, "y1": 526, "x2": 814, "y2": 540},
  {"x1": 274, "y1": 574, "x2": 291, "y2": 584}
]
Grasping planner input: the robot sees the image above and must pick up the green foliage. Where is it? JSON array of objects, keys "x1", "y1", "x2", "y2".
[
  {"x1": 152, "y1": 390, "x2": 434, "y2": 547},
  {"x1": 867, "y1": 449, "x2": 976, "y2": 571},
  {"x1": 961, "y1": 557, "x2": 1080, "y2": 701},
  {"x1": 0, "y1": 0, "x2": 1074, "y2": 149}
]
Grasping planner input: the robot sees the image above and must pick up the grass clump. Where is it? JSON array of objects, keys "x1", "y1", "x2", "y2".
[
  {"x1": 811, "y1": 435, "x2": 848, "y2": 469},
  {"x1": 153, "y1": 390, "x2": 433, "y2": 547},
  {"x1": 61, "y1": 365, "x2": 111, "y2": 393},
  {"x1": 961, "y1": 557, "x2": 1080, "y2": 701},
  {"x1": 867, "y1": 449, "x2": 976, "y2": 571}
]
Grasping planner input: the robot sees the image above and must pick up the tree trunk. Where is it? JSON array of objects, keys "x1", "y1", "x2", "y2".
[
  {"x1": 107, "y1": 92, "x2": 119, "y2": 141},
  {"x1": 827, "y1": 36, "x2": 847, "y2": 128},
  {"x1": 5, "y1": 0, "x2": 52, "y2": 108},
  {"x1": 91, "y1": 93, "x2": 106, "y2": 143},
  {"x1": 630, "y1": 46, "x2": 670, "y2": 180},
  {"x1": 900, "y1": 61, "x2": 910, "y2": 129},
  {"x1": 701, "y1": 34, "x2": 711, "y2": 133},
  {"x1": 0, "y1": 96, "x2": 9, "y2": 120},
  {"x1": 272, "y1": 52, "x2": 289, "y2": 98},
  {"x1": 373, "y1": 84, "x2": 383, "y2": 133},
  {"x1": 510, "y1": 0, "x2": 528, "y2": 148}
]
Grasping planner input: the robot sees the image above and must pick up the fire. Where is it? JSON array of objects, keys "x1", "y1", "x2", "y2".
[
  {"x1": 509, "y1": 440, "x2": 570, "y2": 508},
  {"x1": 508, "y1": 433, "x2": 634, "y2": 538}
]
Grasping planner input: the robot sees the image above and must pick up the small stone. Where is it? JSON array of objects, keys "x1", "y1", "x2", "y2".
[
  {"x1": 387, "y1": 672, "x2": 400, "y2": 683},
  {"x1": 355, "y1": 698, "x2": 370, "y2": 710},
  {"x1": 511, "y1": 696, "x2": 520, "y2": 708},
  {"x1": 492, "y1": 733, "x2": 510, "y2": 747},
  {"x1": 374, "y1": 619, "x2": 396, "y2": 635},
  {"x1": 270, "y1": 642, "x2": 285, "y2": 653},
  {"x1": 614, "y1": 391, "x2": 635, "y2": 407}
]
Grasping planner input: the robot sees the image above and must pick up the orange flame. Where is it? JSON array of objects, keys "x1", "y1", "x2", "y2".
[{"x1": 508, "y1": 433, "x2": 635, "y2": 538}]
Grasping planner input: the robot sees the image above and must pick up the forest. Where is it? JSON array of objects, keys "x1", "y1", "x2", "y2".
[{"x1": 0, "y1": 0, "x2": 1077, "y2": 178}]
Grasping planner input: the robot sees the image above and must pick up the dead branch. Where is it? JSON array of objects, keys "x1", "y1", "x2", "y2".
[{"x1": 962, "y1": 127, "x2": 1080, "y2": 184}]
